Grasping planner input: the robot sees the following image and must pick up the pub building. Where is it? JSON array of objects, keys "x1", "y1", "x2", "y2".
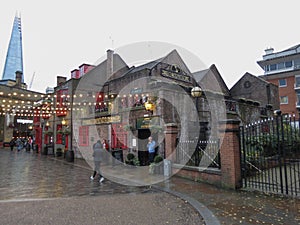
[
  {"x1": 70, "y1": 49, "x2": 203, "y2": 165},
  {"x1": 35, "y1": 49, "x2": 276, "y2": 166}
]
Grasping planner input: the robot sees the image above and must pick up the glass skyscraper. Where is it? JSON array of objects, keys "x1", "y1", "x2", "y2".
[{"x1": 1, "y1": 15, "x2": 24, "y2": 83}]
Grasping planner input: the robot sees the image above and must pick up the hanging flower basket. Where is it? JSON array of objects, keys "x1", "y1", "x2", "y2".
[
  {"x1": 57, "y1": 128, "x2": 71, "y2": 135},
  {"x1": 63, "y1": 129, "x2": 71, "y2": 135},
  {"x1": 149, "y1": 125, "x2": 163, "y2": 133},
  {"x1": 123, "y1": 125, "x2": 135, "y2": 131},
  {"x1": 44, "y1": 130, "x2": 54, "y2": 135}
]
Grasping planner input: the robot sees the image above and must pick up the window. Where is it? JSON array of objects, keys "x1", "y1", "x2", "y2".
[
  {"x1": 278, "y1": 79, "x2": 287, "y2": 87},
  {"x1": 285, "y1": 61, "x2": 292, "y2": 68},
  {"x1": 295, "y1": 76, "x2": 300, "y2": 88},
  {"x1": 278, "y1": 62, "x2": 285, "y2": 70},
  {"x1": 56, "y1": 124, "x2": 62, "y2": 144},
  {"x1": 95, "y1": 92, "x2": 105, "y2": 113},
  {"x1": 265, "y1": 65, "x2": 270, "y2": 72},
  {"x1": 270, "y1": 64, "x2": 277, "y2": 71},
  {"x1": 280, "y1": 96, "x2": 288, "y2": 104},
  {"x1": 79, "y1": 126, "x2": 89, "y2": 146},
  {"x1": 297, "y1": 93, "x2": 300, "y2": 106},
  {"x1": 56, "y1": 89, "x2": 68, "y2": 117}
]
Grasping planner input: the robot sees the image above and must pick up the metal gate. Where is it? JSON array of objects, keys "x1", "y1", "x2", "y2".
[
  {"x1": 176, "y1": 139, "x2": 220, "y2": 169},
  {"x1": 240, "y1": 114, "x2": 300, "y2": 197}
]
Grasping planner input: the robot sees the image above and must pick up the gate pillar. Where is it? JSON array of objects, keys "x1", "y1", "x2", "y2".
[
  {"x1": 164, "y1": 123, "x2": 178, "y2": 162},
  {"x1": 219, "y1": 119, "x2": 242, "y2": 189}
]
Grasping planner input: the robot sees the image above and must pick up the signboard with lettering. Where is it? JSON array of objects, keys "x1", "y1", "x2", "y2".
[
  {"x1": 82, "y1": 115, "x2": 121, "y2": 126},
  {"x1": 136, "y1": 116, "x2": 160, "y2": 129},
  {"x1": 160, "y1": 65, "x2": 191, "y2": 83}
]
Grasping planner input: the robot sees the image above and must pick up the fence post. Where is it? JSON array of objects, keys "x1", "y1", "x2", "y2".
[{"x1": 219, "y1": 119, "x2": 242, "y2": 189}]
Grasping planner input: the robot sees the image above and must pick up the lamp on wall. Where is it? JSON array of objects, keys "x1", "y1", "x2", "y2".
[
  {"x1": 145, "y1": 101, "x2": 155, "y2": 112},
  {"x1": 191, "y1": 86, "x2": 202, "y2": 111},
  {"x1": 191, "y1": 86, "x2": 202, "y2": 98},
  {"x1": 62, "y1": 118, "x2": 67, "y2": 126}
]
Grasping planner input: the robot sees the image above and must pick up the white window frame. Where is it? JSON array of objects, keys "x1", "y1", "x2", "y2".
[
  {"x1": 278, "y1": 79, "x2": 287, "y2": 87},
  {"x1": 295, "y1": 75, "x2": 300, "y2": 88},
  {"x1": 280, "y1": 96, "x2": 288, "y2": 104}
]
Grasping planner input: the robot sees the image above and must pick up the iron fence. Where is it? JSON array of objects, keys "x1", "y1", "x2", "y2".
[{"x1": 240, "y1": 114, "x2": 300, "y2": 197}]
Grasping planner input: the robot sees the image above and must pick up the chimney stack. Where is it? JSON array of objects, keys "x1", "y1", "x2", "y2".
[
  {"x1": 15, "y1": 71, "x2": 23, "y2": 88},
  {"x1": 107, "y1": 49, "x2": 114, "y2": 79},
  {"x1": 264, "y1": 47, "x2": 274, "y2": 55},
  {"x1": 57, "y1": 76, "x2": 67, "y2": 86}
]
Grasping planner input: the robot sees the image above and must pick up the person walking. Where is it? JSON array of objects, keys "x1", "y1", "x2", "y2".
[
  {"x1": 90, "y1": 140, "x2": 105, "y2": 183},
  {"x1": 9, "y1": 138, "x2": 15, "y2": 151},
  {"x1": 147, "y1": 136, "x2": 156, "y2": 164},
  {"x1": 16, "y1": 138, "x2": 23, "y2": 152}
]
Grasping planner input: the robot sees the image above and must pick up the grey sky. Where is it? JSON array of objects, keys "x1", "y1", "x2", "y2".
[{"x1": 0, "y1": 0, "x2": 299, "y2": 92}]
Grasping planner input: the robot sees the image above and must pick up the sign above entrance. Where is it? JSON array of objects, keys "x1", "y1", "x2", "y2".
[
  {"x1": 136, "y1": 116, "x2": 160, "y2": 129},
  {"x1": 160, "y1": 64, "x2": 191, "y2": 83},
  {"x1": 17, "y1": 119, "x2": 33, "y2": 124},
  {"x1": 82, "y1": 115, "x2": 121, "y2": 126}
]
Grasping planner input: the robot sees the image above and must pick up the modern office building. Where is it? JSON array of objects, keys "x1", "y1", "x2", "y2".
[
  {"x1": 1, "y1": 14, "x2": 24, "y2": 84},
  {"x1": 257, "y1": 44, "x2": 300, "y2": 116}
]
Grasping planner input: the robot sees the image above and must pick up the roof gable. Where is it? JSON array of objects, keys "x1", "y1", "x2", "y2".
[
  {"x1": 193, "y1": 64, "x2": 230, "y2": 96},
  {"x1": 159, "y1": 49, "x2": 192, "y2": 75}
]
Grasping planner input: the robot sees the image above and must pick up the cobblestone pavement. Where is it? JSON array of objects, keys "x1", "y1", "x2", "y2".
[{"x1": 0, "y1": 148, "x2": 204, "y2": 225}]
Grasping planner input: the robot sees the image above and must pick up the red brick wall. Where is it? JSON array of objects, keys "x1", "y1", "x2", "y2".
[{"x1": 267, "y1": 76, "x2": 298, "y2": 116}]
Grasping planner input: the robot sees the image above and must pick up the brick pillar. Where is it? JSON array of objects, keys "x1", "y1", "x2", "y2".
[
  {"x1": 219, "y1": 119, "x2": 242, "y2": 189},
  {"x1": 164, "y1": 123, "x2": 178, "y2": 162}
]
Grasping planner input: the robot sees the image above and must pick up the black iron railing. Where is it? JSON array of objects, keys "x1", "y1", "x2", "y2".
[{"x1": 240, "y1": 114, "x2": 300, "y2": 196}]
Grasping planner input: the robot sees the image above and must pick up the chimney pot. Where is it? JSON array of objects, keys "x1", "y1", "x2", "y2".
[{"x1": 107, "y1": 49, "x2": 114, "y2": 79}]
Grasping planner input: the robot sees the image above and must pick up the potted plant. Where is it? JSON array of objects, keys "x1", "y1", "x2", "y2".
[
  {"x1": 44, "y1": 130, "x2": 53, "y2": 136},
  {"x1": 123, "y1": 125, "x2": 135, "y2": 132},
  {"x1": 149, "y1": 155, "x2": 164, "y2": 174},
  {"x1": 56, "y1": 148, "x2": 63, "y2": 157},
  {"x1": 149, "y1": 125, "x2": 163, "y2": 134},
  {"x1": 125, "y1": 153, "x2": 140, "y2": 166}
]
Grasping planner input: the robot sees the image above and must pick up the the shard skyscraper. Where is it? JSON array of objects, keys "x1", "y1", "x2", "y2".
[{"x1": 2, "y1": 14, "x2": 24, "y2": 82}]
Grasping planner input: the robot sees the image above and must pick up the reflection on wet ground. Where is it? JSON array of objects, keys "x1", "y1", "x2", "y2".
[{"x1": 0, "y1": 149, "x2": 157, "y2": 200}]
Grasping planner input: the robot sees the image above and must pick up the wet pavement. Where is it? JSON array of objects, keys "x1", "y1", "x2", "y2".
[
  {"x1": 158, "y1": 177, "x2": 300, "y2": 225},
  {"x1": 0, "y1": 149, "x2": 154, "y2": 200},
  {"x1": 0, "y1": 148, "x2": 203, "y2": 225},
  {"x1": 0, "y1": 147, "x2": 299, "y2": 225}
]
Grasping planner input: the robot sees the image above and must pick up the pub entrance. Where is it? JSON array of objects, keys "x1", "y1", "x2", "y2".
[{"x1": 138, "y1": 129, "x2": 151, "y2": 166}]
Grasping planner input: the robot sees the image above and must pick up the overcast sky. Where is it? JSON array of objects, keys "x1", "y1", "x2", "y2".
[{"x1": 0, "y1": 0, "x2": 299, "y2": 93}]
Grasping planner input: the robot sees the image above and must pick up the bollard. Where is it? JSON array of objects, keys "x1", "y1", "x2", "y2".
[
  {"x1": 163, "y1": 159, "x2": 172, "y2": 177},
  {"x1": 65, "y1": 150, "x2": 74, "y2": 162}
]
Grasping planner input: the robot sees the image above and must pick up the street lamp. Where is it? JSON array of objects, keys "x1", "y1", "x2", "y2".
[
  {"x1": 191, "y1": 86, "x2": 203, "y2": 141},
  {"x1": 191, "y1": 86, "x2": 202, "y2": 98},
  {"x1": 191, "y1": 86, "x2": 202, "y2": 110}
]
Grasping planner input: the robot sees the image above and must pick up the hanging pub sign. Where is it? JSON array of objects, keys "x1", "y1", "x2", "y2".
[
  {"x1": 160, "y1": 64, "x2": 191, "y2": 83},
  {"x1": 82, "y1": 115, "x2": 121, "y2": 126},
  {"x1": 136, "y1": 116, "x2": 160, "y2": 129}
]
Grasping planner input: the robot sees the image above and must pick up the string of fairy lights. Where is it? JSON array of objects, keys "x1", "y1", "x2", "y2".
[{"x1": 0, "y1": 90, "x2": 151, "y2": 117}]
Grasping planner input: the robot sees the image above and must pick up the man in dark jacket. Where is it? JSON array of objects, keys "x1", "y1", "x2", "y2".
[
  {"x1": 9, "y1": 138, "x2": 15, "y2": 151},
  {"x1": 90, "y1": 140, "x2": 105, "y2": 183}
]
